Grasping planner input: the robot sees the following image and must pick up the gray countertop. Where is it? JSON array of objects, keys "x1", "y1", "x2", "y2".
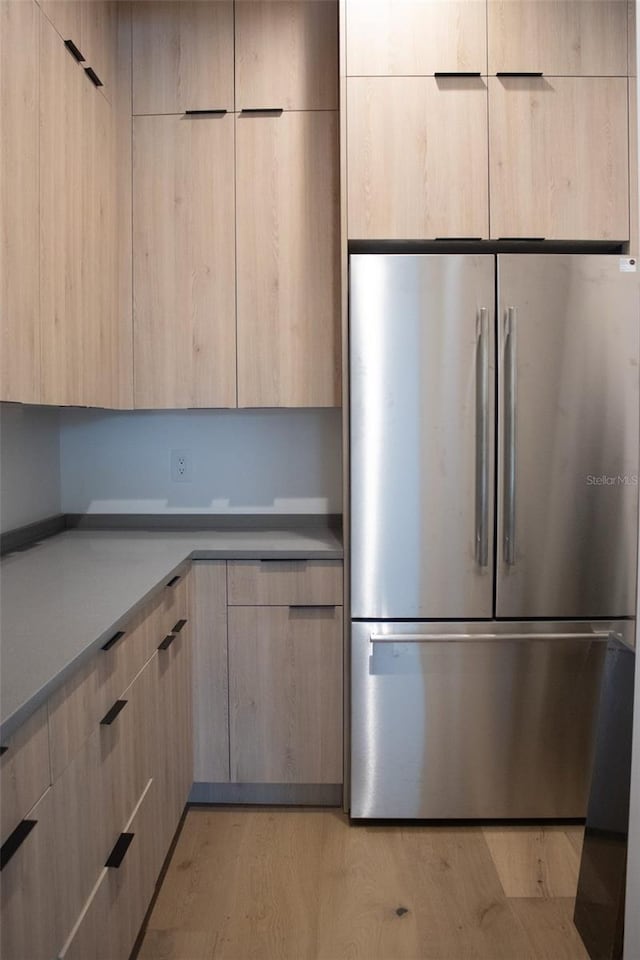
[{"x1": 0, "y1": 526, "x2": 343, "y2": 740}]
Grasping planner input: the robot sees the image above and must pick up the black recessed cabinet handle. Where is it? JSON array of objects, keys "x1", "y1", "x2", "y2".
[
  {"x1": 434, "y1": 71, "x2": 482, "y2": 78},
  {"x1": 0, "y1": 746, "x2": 7, "y2": 757},
  {"x1": 171, "y1": 619, "x2": 187, "y2": 634},
  {"x1": 184, "y1": 109, "x2": 228, "y2": 116},
  {"x1": 158, "y1": 634, "x2": 175, "y2": 651},
  {"x1": 496, "y1": 71, "x2": 544, "y2": 77},
  {"x1": 435, "y1": 237, "x2": 483, "y2": 242},
  {"x1": 84, "y1": 66, "x2": 103, "y2": 87},
  {"x1": 240, "y1": 107, "x2": 284, "y2": 115},
  {"x1": 64, "y1": 39, "x2": 85, "y2": 62},
  {"x1": 498, "y1": 237, "x2": 546, "y2": 242},
  {"x1": 1, "y1": 820, "x2": 37, "y2": 871},
  {"x1": 105, "y1": 832, "x2": 134, "y2": 869},
  {"x1": 167, "y1": 575, "x2": 181, "y2": 588},
  {"x1": 100, "y1": 699, "x2": 128, "y2": 726},
  {"x1": 101, "y1": 630, "x2": 125, "y2": 652}
]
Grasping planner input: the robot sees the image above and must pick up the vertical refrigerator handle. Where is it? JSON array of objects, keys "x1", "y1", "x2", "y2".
[
  {"x1": 475, "y1": 307, "x2": 490, "y2": 567},
  {"x1": 504, "y1": 306, "x2": 517, "y2": 565}
]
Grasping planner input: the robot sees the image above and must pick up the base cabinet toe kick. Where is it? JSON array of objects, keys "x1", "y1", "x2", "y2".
[{"x1": 0, "y1": 557, "x2": 343, "y2": 960}]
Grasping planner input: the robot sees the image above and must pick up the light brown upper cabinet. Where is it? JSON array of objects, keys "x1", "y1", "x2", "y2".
[
  {"x1": 1, "y1": 0, "x2": 40, "y2": 404},
  {"x1": 346, "y1": 0, "x2": 487, "y2": 76},
  {"x1": 40, "y1": 17, "x2": 86, "y2": 406},
  {"x1": 132, "y1": 1, "x2": 234, "y2": 115},
  {"x1": 347, "y1": 77, "x2": 489, "y2": 240},
  {"x1": 489, "y1": 77, "x2": 629, "y2": 241},
  {"x1": 235, "y1": 1, "x2": 338, "y2": 110},
  {"x1": 236, "y1": 111, "x2": 340, "y2": 408},
  {"x1": 133, "y1": 114, "x2": 236, "y2": 408},
  {"x1": 488, "y1": 1, "x2": 628, "y2": 76}
]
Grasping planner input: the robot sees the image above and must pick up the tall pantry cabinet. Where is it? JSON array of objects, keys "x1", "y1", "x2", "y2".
[{"x1": 132, "y1": 0, "x2": 340, "y2": 409}]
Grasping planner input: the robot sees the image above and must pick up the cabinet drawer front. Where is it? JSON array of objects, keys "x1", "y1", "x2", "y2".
[
  {"x1": 1, "y1": 788, "x2": 61, "y2": 960},
  {"x1": 229, "y1": 605, "x2": 343, "y2": 783},
  {"x1": 227, "y1": 560, "x2": 343, "y2": 606},
  {"x1": 0, "y1": 705, "x2": 50, "y2": 842},
  {"x1": 59, "y1": 778, "x2": 160, "y2": 960}
]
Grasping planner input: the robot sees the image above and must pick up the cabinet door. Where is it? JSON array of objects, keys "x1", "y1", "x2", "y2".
[
  {"x1": 346, "y1": 0, "x2": 487, "y2": 76},
  {"x1": 133, "y1": 114, "x2": 236, "y2": 408},
  {"x1": 229, "y1": 605, "x2": 343, "y2": 783},
  {"x1": 235, "y1": 1, "x2": 338, "y2": 110},
  {"x1": 488, "y1": 1, "x2": 628, "y2": 76},
  {"x1": 192, "y1": 562, "x2": 229, "y2": 783},
  {"x1": 1, "y1": 789, "x2": 61, "y2": 960},
  {"x1": 347, "y1": 77, "x2": 489, "y2": 240},
  {"x1": 40, "y1": 18, "x2": 85, "y2": 405},
  {"x1": 489, "y1": 77, "x2": 629, "y2": 241},
  {"x1": 132, "y1": 1, "x2": 234, "y2": 115},
  {"x1": 0, "y1": 0, "x2": 40, "y2": 403},
  {"x1": 236, "y1": 111, "x2": 340, "y2": 407},
  {"x1": 0, "y1": 705, "x2": 50, "y2": 843}
]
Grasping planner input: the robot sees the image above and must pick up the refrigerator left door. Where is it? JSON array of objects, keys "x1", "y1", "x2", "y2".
[{"x1": 350, "y1": 254, "x2": 495, "y2": 619}]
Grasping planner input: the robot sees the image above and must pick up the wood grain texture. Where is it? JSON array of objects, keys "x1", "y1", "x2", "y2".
[
  {"x1": 347, "y1": 76, "x2": 489, "y2": 240},
  {"x1": 236, "y1": 111, "x2": 341, "y2": 407},
  {"x1": 229, "y1": 605, "x2": 343, "y2": 783},
  {"x1": 59, "y1": 780, "x2": 159, "y2": 960},
  {"x1": 235, "y1": 0, "x2": 338, "y2": 110},
  {"x1": 191, "y1": 563, "x2": 229, "y2": 783},
  {"x1": 489, "y1": 76, "x2": 629, "y2": 241},
  {"x1": 483, "y1": 826, "x2": 583, "y2": 899},
  {"x1": 0, "y1": 705, "x2": 50, "y2": 843},
  {"x1": 36, "y1": 0, "x2": 81, "y2": 47},
  {"x1": 133, "y1": 113, "x2": 236, "y2": 409},
  {"x1": 132, "y1": 1, "x2": 234, "y2": 115},
  {"x1": 138, "y1": 809, "x2": 589, "y2": 960},
  {"x1": 39, "y1": 18, "x2": 87, "y2": 405},
  {"x1": 113, "y1": 0, "x2": 133, "y2": 408},
  {"x1": 346, "y1": 0, "x2": 487, "y2": 76},
  {"x1": 227, "y1": 559, "x2": 343, "y2": 606},
  {"x1": 0, "y1": 0, "x2": 40, "y2": 404},
  {"x1": 80, "y1": 0, "x2": 118, "y2": 99},
  {"x1": 488, "y1": 0, "x2": 628, "y2": 76},
  {"x1": 0, "y1": 788, "x2": 61, "y2": 960}
]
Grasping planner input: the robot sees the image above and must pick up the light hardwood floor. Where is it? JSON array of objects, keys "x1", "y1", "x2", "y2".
[{"x1": 138, "y1": 809, "x2": 588, "y2": 960}]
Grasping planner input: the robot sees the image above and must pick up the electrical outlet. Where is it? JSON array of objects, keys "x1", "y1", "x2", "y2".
[{"x1": 171, "y1": 449, "x2": 192, "y2": 483}]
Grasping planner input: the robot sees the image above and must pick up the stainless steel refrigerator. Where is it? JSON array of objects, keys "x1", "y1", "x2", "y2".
[{"x1": 349, "y1": 253, "x2": 639, "y2": 819}]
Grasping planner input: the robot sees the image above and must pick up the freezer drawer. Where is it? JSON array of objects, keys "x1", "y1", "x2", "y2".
[{"x1": 350, "y1": 620, "x2": 619, "y2": 820}]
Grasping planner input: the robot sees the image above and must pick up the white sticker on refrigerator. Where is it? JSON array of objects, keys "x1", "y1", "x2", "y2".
[{"x1": 620, "y1": 258, "x2": 637, "y2": 272}]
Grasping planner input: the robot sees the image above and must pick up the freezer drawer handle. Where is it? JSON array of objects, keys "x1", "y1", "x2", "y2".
[
  {"x1": 475, "y1": 306, "x2": 490, "y2": 567},
  {"x1": 369, "y1": 632, "x2": 611, "y2": 644},
  {"x1": 503, "y1": 306, "x2": 517, "y2": 565}
]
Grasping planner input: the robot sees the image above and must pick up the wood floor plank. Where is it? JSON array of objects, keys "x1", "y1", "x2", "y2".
[
  {"x1": 483, "y1": 826, "x2": 582, "y2": 899},
  {"x1": 509, "y1": 898, "x2": 590, "y2": 960},
  {"x1": 139, "y1": 810, "x2": 590, "y2": 960}
]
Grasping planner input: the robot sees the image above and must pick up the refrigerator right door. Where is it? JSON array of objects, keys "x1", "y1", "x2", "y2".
[{"x1": 496, "y1": 255, "x2": 640, "y2": 619}]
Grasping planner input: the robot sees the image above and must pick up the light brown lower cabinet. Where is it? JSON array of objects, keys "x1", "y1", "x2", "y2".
[
  {"x1": 0, "y1": 704, "x2": 50, "y2": 842},
  {"x1": 489, "y1": 76, "x2": 629, "y2": 241},
  {"x1": 347, "y1": 76, "x2": 489, "y2": 240},
  {"x1": 192, "y1": 561, "x2": 230, "y2": 783},
  {"x1": 1, "y1": 788, "x2": 61, "y2": 960},
  {"x1": 58, "y1": 778, "x2": 160, "y2": 960},
  {"x1": 229, "y1": 604, "x2": 343, "y2": 783}
]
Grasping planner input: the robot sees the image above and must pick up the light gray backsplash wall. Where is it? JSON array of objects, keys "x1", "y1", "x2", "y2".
[
  {"x1": 59, "y1": 408, "x2": 342, "y2": 515},
  {"x1": 0, "y1": 404, "x2": 61, "y2": 532}
]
